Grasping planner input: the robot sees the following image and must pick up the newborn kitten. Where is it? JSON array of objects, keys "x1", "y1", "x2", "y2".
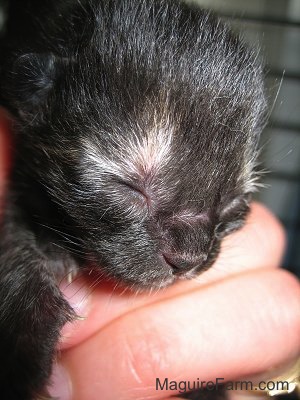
[{"x1": 0, "y1": 0, "x2": 266, "y2": 398}]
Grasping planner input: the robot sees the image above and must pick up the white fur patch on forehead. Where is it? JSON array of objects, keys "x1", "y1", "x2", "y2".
[
  {"x1": 81, "y1": 124, "x2": 173, "y2": 183},
  {"x1": 130, "y1": 126, "x2": 173, "y2": 175}
]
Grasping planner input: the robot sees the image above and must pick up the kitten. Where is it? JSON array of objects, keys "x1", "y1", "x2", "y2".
[{"x1": 0, "y1": 0, "x2": 266, "y2": 398}]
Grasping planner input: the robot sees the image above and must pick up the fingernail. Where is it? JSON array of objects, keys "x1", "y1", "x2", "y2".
[
  {"x1": 60, "y1": 279, "x2": 91, "y2": 318},
  {"x1": 47, "y1": 363, "x2": 72, "y2": 400}
]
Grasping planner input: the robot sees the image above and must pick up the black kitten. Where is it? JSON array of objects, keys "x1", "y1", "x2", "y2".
[{"x1": 0, "y1": 0, "x2": 266, "y2": 398}]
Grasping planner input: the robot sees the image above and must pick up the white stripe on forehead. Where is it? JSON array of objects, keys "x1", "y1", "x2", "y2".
[{"x1": 81, "y1": 125, "x2": 173, "y2": 182}]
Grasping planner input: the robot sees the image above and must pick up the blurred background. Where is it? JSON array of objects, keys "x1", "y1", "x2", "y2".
[{"x1": 0, "y1": 0, "x2": 299, "y2": 277}]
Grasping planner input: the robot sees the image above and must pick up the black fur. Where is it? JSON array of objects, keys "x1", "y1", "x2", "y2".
[{"x1": 0, "y1": 0, "x2": 266, "y2": 398}]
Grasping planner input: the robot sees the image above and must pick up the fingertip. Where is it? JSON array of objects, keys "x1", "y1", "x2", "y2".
[
  {"x1": 217, "y1": 202, "x2": 286, "y2": 273},
  {"x1": 250, "y1": 202, "x2": 286, "y2": 255}
]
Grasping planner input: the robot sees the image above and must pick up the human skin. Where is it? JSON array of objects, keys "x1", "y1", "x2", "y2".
[{"x1": 0, "y1": 109, "x2": 299, "y2": 400}]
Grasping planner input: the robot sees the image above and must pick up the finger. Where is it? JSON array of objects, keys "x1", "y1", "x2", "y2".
[
  {"x1": 198, "y1": 202, "x2": 286, "y2": 283},
  {"x1": 50, "y1": 269, "x2": 300, "y2": 400},
  {"x1": 59, "y1": 202, "x2": 286, "y2": 349}
]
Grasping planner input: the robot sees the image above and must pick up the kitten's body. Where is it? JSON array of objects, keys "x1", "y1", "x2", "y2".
[{"x1": 0, "y1": 0, "x2": 266, "y2": 398}]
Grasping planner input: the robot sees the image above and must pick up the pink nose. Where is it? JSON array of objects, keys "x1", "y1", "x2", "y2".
[{"x1": 162, "y1": 253, "x2": 207, "y2": 274}]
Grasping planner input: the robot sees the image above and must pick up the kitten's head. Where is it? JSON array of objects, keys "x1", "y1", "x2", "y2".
[{"x1": 2, "y1": 1, "x2": 266, "y2": 289}]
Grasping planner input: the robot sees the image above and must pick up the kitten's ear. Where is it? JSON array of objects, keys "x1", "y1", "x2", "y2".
[{"x1": 4, "y1": 52, "x2": 59, "y2": 120}]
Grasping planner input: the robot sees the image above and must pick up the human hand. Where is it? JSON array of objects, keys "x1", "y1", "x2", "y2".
[
  {"x1": 1, "y1": 110, "x2": 299, "y2": 400},
  {"x1": 50, "y1": 203, "x2": 299, "y2": 400}
]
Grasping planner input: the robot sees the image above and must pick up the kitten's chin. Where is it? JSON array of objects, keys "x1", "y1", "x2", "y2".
[
  {"x1": 82, "y1": 261, "x2": 177, "y2": 293},
  {"x1": 115, "y1": 274, "x2": 177, "y2": 293}
]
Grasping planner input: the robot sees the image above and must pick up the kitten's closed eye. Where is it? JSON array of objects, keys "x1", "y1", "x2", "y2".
[{"x1": 121, "y1": 181, "x2": 150, "y2": 207}]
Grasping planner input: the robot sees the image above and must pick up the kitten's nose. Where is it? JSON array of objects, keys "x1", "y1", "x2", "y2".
[{"x1": 162, "y1": 253, "x2": 206, "y2": 274}]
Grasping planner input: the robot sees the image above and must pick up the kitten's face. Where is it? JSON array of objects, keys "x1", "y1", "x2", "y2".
[
  {"x1": 38, "y1": 87, "x2": 253, "y2": 290},
  {"x1": 4, "y1": 4, "x2": 265, "y2": 289}
]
